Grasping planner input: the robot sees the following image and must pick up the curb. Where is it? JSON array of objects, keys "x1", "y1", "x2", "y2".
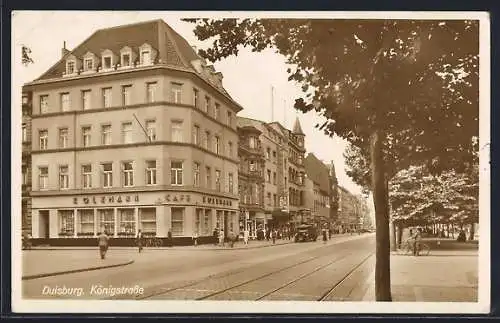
[{"x1": 22, "y1": 259, "x2": 134, "y2": 280}]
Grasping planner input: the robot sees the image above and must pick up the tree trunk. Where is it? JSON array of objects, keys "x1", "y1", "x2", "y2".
[
  {"x1": 469, "y1": 223, "x2": 475, "y2": 241},
  {"x1": 370, "y1": 130, "x2": 392, "y2": 301},
  {"x1": 396, "y1": 221, "x2": 404, "y2": 249}
]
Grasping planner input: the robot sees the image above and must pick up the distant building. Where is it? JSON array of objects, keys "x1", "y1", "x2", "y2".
[
  {"x1": 337, "y1": 186, "x2": 365, "y2": 232},
  {"x1": 24, "y1": 19, "x2": 242, "y2": 246},
  {"x1": 304, "y1": 153, "x2": 330, "y2": 226}
]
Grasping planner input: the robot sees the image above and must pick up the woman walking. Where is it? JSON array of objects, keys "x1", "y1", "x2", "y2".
[{"x1": 136, "y1": 229, "x2": 143, "y2": 253}]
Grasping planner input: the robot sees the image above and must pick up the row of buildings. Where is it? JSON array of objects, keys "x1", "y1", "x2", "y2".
[{"x1": 20, "y1": 19, "x2": 370, "y2": 246}]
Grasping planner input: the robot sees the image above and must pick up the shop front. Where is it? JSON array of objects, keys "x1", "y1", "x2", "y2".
[{"x1": 30, "y1": 191, "x2": 239, "y2": 246}]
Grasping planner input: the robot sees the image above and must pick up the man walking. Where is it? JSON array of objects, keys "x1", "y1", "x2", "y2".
[
  {"x1": 98, "y1": 231, "x2": 109, "y2": 260},
  {"x1": 243, "y1": 229, "x2": 249, "y2": 245},
  {"x1": 136, "y1": 229, "x2": 143, "y2": 253}
]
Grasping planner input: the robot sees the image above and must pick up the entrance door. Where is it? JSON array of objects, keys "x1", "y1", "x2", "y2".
[
  {"x1": 39, "y1": 210, "x2": 50, "y2": 239},
  {"x1": 223, "y1": 211, "x2": 229, "y2": 238}
]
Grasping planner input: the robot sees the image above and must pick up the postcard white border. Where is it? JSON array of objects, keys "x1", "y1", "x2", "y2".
[{"x1": 11, "y1": 10, "x2": 490, "y2": 314}]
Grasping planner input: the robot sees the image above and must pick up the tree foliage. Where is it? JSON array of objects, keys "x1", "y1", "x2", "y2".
[{"x1": 22, "y1": 45, "x2": 34, "y2": 66}]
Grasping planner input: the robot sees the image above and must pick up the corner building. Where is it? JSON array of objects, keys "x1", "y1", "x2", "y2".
[{"x1": 25, "y1": 20, "x2": 242, "y2": 246}]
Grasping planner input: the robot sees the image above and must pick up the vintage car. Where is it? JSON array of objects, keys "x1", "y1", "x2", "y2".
[{"x1": 294, "y1": 224, "x2": 318, "y2": 242}]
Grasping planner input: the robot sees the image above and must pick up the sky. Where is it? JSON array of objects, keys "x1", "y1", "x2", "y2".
[{"x1": 12, "y1": 11, "x2": 366, "y2": 197}]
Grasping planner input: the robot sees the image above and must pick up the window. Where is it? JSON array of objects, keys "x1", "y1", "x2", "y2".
[
  {"x1": 40, "y1": 95, "x2": 49, "y2": 114},
  {"x1": 22, "y1": 165, "x2": 27, "y2": 185},
  {"x1": 215, "y1": 170, "x2": 221, "y2": 191},
  {"x1": 59, "y1": 128, "x2": 69, "y2": 148},
  {"x1": 146, "y1": 160, "x2": 157, "y2": 185},
  {"x1": 214, "y1": 103, "x2": 220, "y2": 120},
  {"x1": 192, "y1": 125, "x2": 200, "y2": 145},
  {"x1": 101, "y1": 124, "x2": 112, "y2": 145},
  {"x1": 103, "y1": 56, "x2": 112, "y2": 69},
  {"x1": 171, "y1": 207, "x2": 184, "y2": 236},
  {"x1": 22, "y1": 124, "x2": 27, "y2": 142},
  {"x1": 273, "y1": 151, "x2": 277, "y2": 162},
  {"x1": 267, "y1": 192, "x2": 272, "y2": 206},
  {"x1": 82, "y1": 126, "x2": 91, "y2": 147},
  {"x1": 99, "y1": 209, "x2": 114, "y2": 235},
  {"x1": 205, "y1": 96, "x2": 210, "y2": 113},
  {"x1": 194, "y1": 162, "x2": 200, "y2": 187},
  {"x1": 59, "y1": 210, "x2": 74, "y2": 235},
  {"x1": 39, "y1": 166, "x2": 48, "y2": 189},
  {"x1": 193, "y1": 88, "x2": 199, "y2": 108},
  {"x1": 78, "y1": 209, "x2": 94, "y2": 234},
  {"x1": 122, "y1": 122, "x2": 133, "y2": 144},
  {"x1": 141, "y1": 50, "x2": 151, "y2": 65},
  {"x1": 227, "y1": 111, "x2": 232, "y2": 126},
  {"x1": 66, "y1": 61, "x2": 76, "y2": 75},
  {"x1": 171, "y1": 161, "x2": 183, "y2": 186},
  {"x1": 206, "y1": 166, "x2": 211, "y2": 188},
  {"x1": 122, "y1": 53, "x2": 131, "y2": 67},
  {"x1": 82, "y1": 90, "x2": 91, "y2": 110},
  {"x1": 204, "y1": 131, "x2": 210, "y2": 149},
  {"x1": 82, "y1": 164, "x2": 92, "y2": 188},
  {"x1": 59, "y1": 165, "x2": 69, "y2": 189},
  {"x1": 249, "y1": 160, "x2": 256, "y2": 172},
  {"x1": 273, "y1": 172, "x2": 277, "y2": 185},
  {"x1": 146, "y1": 120, "x2": 156, "y2": 141},
  {"x1": 266, "y1": 148, "x2": 271, "y2": 160},
  {"x1": 228, "y1": 141, "x2": 233, "y2": 157},
  {"x1": 214, "y1": 136, "x2": 220, "y2": 154},
  {"x1": 102, "y1": 88, "x2": 112, "y2": 108},
  {"x1": 147, "y1": 82, "x2": 157, "y2": 103},
  {"x1": 118, "y1": 209, "x2": 135, "y2": 234},
  {"x1": 122, "y1": 85, "x2": 132, "y2": 106},
  {"x1": 171, "y1": 83, "x2": 182, "y2": 103},
  {"x1": 139, "y1": 208, "x2": 156, "y2": 234},
  {"x1": 228, "y1": 173, "x2": 234, "y2": 194},
  {"x1": 84, "y1": 58, "x2": 93, "y2": 71},
  {"x1": 273, "y1": 193, "x2": 277, "y2": 207},
  {"x1": 249, "y1": 137, "x2": 257, "y2": 149},
  {"x1": 102, "y1": 163, "x2": 113, "y2": 188},
  {"x1": 60, "y1": 93, "x2": 70, "y2": 112},
  {"x1": 122, "y1": 161, "x2": 134, "y2": 187},
  {"x1": 266, "y1": 170, "x2": 271, "y2": 183},
  {"x1": 39, "y1": 130, "x2": 48, "y2": 150},
  {"x1": 171, "y1": 120, "x2": 183, "y2": 142}
]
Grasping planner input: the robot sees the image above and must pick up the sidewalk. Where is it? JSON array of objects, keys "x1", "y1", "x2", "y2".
[
  {"x1": 358, "y1": 249, "x2": 478, "y2": 302},
  {"x1": 28, "y1": 233, "x2": 357, "y2": 251},
  {"x1": 22, "y1": 250, "x2": 134, "y2": 280}
]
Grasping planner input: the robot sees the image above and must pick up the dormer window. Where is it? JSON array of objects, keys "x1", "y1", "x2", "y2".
[
  {"x1": 84, "y1": 58, "x2": 93, "y2": 71},
  {"x1": 119, "y1": 46, "x2": 135, "y2": 69},
  {"x1": 82, "y1": 52, "x2": 97, "y2": 73},
  {"x1": 103, "y1": 56, "x2": 112, "y2": 69},
  {"x1": 66, "y1": 61, "x2": 76, "y2": 75},
  {"x1": 141, "y1": 50, "x2": 151, "y2": 65},
  {"x1": 122, "y1": 53, "x2": 130, "y2": 67},
  {"x1": 139, "y1": 43, "x2": 156, "y2": 66}
]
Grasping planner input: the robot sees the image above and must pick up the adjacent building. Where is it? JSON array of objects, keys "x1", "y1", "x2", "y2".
[
  {"x1": 24, "y1": 19, "x2": 243, "y2": 245},
  {"x1": 237, "y1": 116, "x2": 306, "y2": 237},
  {"x1": 22, "y1": 91, "x2": 33, "y2": 235},
  {"x1": 337, "y1": 186, "x2": 366, "y2": 232},
  {"x1": 303, "y1": 153, "x2": 331, "y2": 226}
]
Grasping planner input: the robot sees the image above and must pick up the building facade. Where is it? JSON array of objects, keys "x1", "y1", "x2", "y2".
[
  {"x1": 236, "y1": 117, "x2": 306, "y2": 233},
  {"x1": 25, "y1": 20, "x2": 242, "y2": 246},
  {"x1": 337, "y1": 186, "x2": 365, "y2": 232},
  {"x1": 22, "y1": 91, "x2": 33, "y2": 235},
  {"x1": 304, "y1": 153, "x2": 330, "y2": 226}
]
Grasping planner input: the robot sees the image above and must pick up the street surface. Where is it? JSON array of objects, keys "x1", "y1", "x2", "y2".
[
  {"x1": 22, "y1": 233, "x2": 477, "y2": 302},
  {"x1": 23, "y1": 234, "x2": 373, "y2": 300}
]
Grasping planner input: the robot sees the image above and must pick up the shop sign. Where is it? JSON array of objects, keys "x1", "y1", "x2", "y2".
[
  {"x1": 73, "y1": 195, "x2": 139, "y2": 205},
  {"x1": 164, "y1": 194, "x2": 191, "y2": 203},
  {"x1": 202, "y1": 195, "x2": 233, "y2": 207}
]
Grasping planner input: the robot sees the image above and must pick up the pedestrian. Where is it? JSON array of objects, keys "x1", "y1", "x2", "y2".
[
  {"x1": 228, "y1": 229, "x2": 236, "y2": 248},
  {"x1": 136, "y1": 229, "x2": 143, "y2": 253},
  {"x1": 219, "y1": 229, "x2": 225, "y2": 247},
  {"x1": 213, "y1": 228, "x2": 219, "y2": 245},
  {"x1": 413, "y1": 228, "x2": 422, "y2": 256},
  {"x1": 272, "y1": 229, "x2": 276, "y2": 244},
  {"x1": 97, "y1": 231, "x2": 109, "y2": 259},
  {"x1": 328, "y1": 227, "x2": 332, "y2": 240},
  {"x1": 167, "y1": 229, "x2": 173, "y2": 247},
  {"x1": 193, "y1": 231, "x2": 198, "y2": 246},
  {"x1": 243, "y1": 229, "x2": 249, "y2": 245}
]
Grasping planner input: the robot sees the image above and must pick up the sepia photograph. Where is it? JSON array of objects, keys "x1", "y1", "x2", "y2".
[{"x1": 11, "y1": 11, "x2": 490, "y2": 314}]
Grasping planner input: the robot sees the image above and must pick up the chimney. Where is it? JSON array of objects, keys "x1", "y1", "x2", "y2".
[{"x1": 61, "y1": 41, "x2": 70, "y2": 58}]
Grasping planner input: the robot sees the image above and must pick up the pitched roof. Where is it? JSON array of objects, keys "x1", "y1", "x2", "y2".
[
  {"x1": 304, "y1": 153, "x2": 330, "y2": 193},
  {"x1": 34, "y1": 19, "x2": 234, "y2": 101},
  {"x1": 292, "y1": 117, "x2": 305, "y2": 135}
]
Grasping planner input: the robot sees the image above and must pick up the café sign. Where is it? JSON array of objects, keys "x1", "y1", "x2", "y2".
[{"x1": 73, "y1": 194, "x2": 139, "y2": 205}]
